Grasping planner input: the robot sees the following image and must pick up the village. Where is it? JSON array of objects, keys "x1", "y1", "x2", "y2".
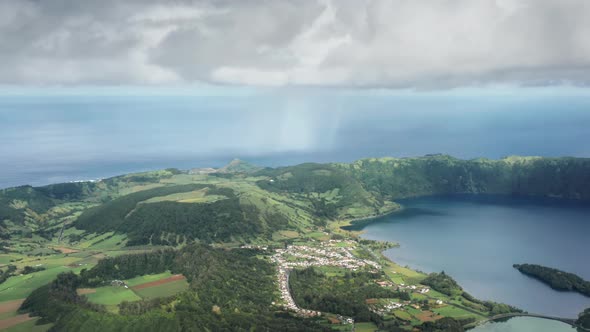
[
  {"x1": 270, "y1": 240, "x2": 382, "y2": 323},
  {"x1": 270, "y1": 239, "x2": 446, "y2": 325},
  {"x1": 271, "y1": 240, "x2": 381, "y2": 272}
]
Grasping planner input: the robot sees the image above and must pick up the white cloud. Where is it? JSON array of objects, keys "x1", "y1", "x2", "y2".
[
  {"x1": 130, "y1": 5, "x2": 207, "y2": 22},
  {"x1": 212, "y1": 67, "x2": 288, "y2": 86},
  {"x1": 1, "y1": 0, "x2": 589, "y2": 88}
]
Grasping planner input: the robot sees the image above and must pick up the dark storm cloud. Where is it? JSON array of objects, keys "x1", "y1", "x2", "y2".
[{"x1": 1, "y1": 0, "x2": 590, "y2": 88}]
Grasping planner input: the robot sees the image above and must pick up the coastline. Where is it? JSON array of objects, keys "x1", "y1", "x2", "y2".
[
  {"x1": 334, "y1": 198, "x2": 587, "y2": 330},
  {"x1": 368, "y1": 244, "x2": 586, "y2": 331},
  {"x1": 331, "y1": 202, "x2": 404, "y2": 235},
  {"x1": 341, "y1": 196, "x2": 590, "y2": 329}
]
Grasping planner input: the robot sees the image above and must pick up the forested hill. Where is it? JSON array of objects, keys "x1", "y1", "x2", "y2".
[
  {"x1": 334, "y1": 155, "x2": 590, "y2": 202},
  {"x1": 2, "y1": 156, "x2": 590, "y2": 331},
  {"x1": 1, "y1": 155, "x2": 590, "y2": 246},
  {"x1": 513, "y1": 264, "x2": 590, "y2": 297},
  {"x1": 18, "y1": 245, "x2": 328, "y2": 331}
]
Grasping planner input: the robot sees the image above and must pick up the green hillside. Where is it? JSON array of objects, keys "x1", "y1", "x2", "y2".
[
  {"x1": 335, "y1": 155, "x2": 590, "y2": 201},
  {"x1": 74, "y1": 184, "x2": 209, "y2": 233},
  {"x1": 3, "y1": 155, "x2": 589, "y2": 249},
  {"x1": 18, "y1": 245, "x2": 326, "y2": 332},
  {"x1": 1, "y1": 155, "x2": 589, "y2": 331},
  {"x1": 255, "y1": 163, "x2": 392, "y2": 220},
  {"x1": 217, "y1": 159, "x2": 262, "y2": 174}
]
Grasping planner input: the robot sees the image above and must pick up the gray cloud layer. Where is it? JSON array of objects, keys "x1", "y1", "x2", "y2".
[{"x1": 1, "y1": 0, "x2": 590, "y2": 88}]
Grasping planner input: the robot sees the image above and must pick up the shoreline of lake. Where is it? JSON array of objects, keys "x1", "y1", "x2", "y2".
[{"x1": 352, "y1": 195, "x2": 590, "y2": 319}]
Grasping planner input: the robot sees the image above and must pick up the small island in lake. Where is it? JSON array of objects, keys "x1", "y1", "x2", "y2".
[{"x1": 513, "y1": 263, "x2": 590, "y2": 297}]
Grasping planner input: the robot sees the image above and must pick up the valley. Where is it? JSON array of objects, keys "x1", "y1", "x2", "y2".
[{"x1": 0, "y1": 156, "x2": 589, "y2": 331}]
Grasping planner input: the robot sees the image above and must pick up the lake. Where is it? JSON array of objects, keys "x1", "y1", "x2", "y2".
[
  {"x1": 353, "y1": 195, "x2": 590, "y2": 319},
  {"x1": 470, "y1": 317, "x2": 577, "y2": 332}
]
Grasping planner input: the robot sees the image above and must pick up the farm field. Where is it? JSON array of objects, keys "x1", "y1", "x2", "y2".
[
  {"x1": 132, "y1": 274, "x2": 186, "y2": 290},
  {"x1": 0, "y1": 269, "x2": 189, "y2": 329},
  {"x1": 133, "y1": 278, "x2": 188, "y2": 299},
  {"x1": 3, "y1": 317, "x2": 52, "y2": 332},
  {"x1": 433, "y1": 305, "x2": 482, "y2": 320},
  {"x1": 354, "y1": 322, "x2": 378, "y2": 332},
  {"x1": 86, "y1": 286, "x2": 142, "y2": 306},
  {"x1": 0, "y1": 265, "x2": 84, "y2": 301},
  {"x1": 0, "y1": 299, "x2": 25, "y2": 316},
  {"x1": 83, "y1": 272, "x2": 187, "y2": 307},
  {"x1": 0, "y1": 314, "x2": 35, "y2": 330},
  {"x1": 125, "y1": 271, "x2": 174, "y2": 287}
]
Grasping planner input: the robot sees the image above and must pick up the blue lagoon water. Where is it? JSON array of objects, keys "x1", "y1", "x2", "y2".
[
  {"x1": 355, "y1": 195, "x2": 590, "y2": 318},
  {"x1": 470, "y1": 317, "x2": 576, "y2": 332}
]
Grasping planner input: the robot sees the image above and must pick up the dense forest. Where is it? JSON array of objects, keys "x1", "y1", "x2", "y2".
[
  {"x1": 0, "y1": 264, "x2": 16, "y2": 283},
  {"x1": 3, "y1": 155, "x2": 590, "y2": 245},
  {"x1": 19, "y1": 245, "x2": 329, "y2": 332},
  {"x1": 74, "y1": 184, "x2": 209, "y2": 233},
  {"x1": 577, "y1": 308, "x2": 590, "y2": 329},
  {"x1": 255, "y1": 163, "x2": 382, "y2": 219},
  {"x1": 418, "y1": 317, "x2": 466, "y2": 332},
  {"x1": 0, "y1": 168, "x2": 186, "y2": 232},
  {"x1": 122, "y1": 197, "x2": 279, "y2": 245},
  {"x1": 289, "y1": 267, "x2": 411, "y2": 329},
  {"x1": 80, "y1": 249, "x2": 177, "y2": 286},
  {"x1": 0, "y1": 185, "x2": 58, "y2": 228},
  {"x1": 514, "y1": 264, "x2": 590, "y2": 297},
  {"x1": 421, "y1": 272, "x2": 463, "y2": 297},
  {"x1": 0, "y1": 181, "x2": 100, "y2": 232},
  {"x1": 253, "y1": 155, "x2": 590, "y2": 223},
  {"x1": 335, "y1": 155, "x2": 590, "y2": 202},
  {"x1": 74, "y1": 184, "x2": 290, "y2": 245}
]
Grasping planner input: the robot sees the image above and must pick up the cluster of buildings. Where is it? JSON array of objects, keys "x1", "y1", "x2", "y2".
[
  {"x1": 333, "y1": 315, "x2": 354, "y2": 325},
  {"x1": 375, "y1": 279, "x2": 431, "y2": 294},
  {"x1": 368, "y1": 298, "x2": 445, "y2": 317},
  {"x1": 271, "y1": 242, "x2": 380, "y2": 319},
  {"x1": 396, "y1": 282, "x2": 430, "y2": 293},
  {"x1": 111, "y1": 279, "x2": 129, "y2": 289},
  {"x1": 376, "y1": 280, "x2": 394, "y2": 287},
  {"x1": 271, "y1": 243, "x2": 381, "y2": 272},
  {"x1": 268, "y1": 240, "x2": 449, "y2": 324},
  {"x1": 367, "y1": 299, "x2": 406, "y2": 316},
  {"x1": 368, "y1": 281, "x2": 444, "y2": 317},
  {"x1": 275, "y1": 267, "x2": 322, "y2": 317},
  {"x1": 240, "y1": 244, "x2": 268, "y2": 251}
]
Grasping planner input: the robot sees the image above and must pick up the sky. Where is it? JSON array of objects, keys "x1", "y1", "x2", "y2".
[
  {"x1": 1, "y1": 0, "x2": 590, "y2": 88},
  {"x1": 1, "y1": 0, "x2": 590, "y2": 187}
]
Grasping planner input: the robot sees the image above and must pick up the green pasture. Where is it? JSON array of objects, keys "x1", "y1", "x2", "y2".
[
  {"x1": 0, "y1": 266, "x2": 83, "y2": 302},
  {"x1": 354, "y1": 322, "x2": 378, "y2": 332},
  {"x1": 86, "y1": 286, "x2": 141, "y2": 306},
  {"x1": 4, "y1": 318, "x2": 52, "y2": 332}
]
